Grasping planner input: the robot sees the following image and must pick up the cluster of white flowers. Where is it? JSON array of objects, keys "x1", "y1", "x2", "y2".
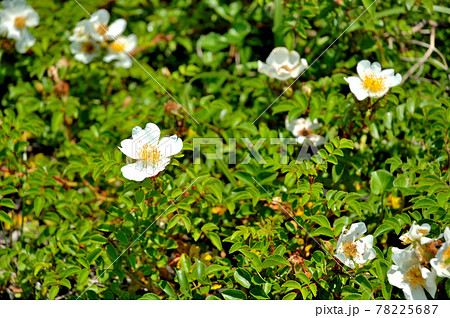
[
  {"x1": 335, "y1": 222, "x2": 376, "y2": 269},
  {"x1": 387, "y1": 222, "x2": 450, "y2": 300},
  {"x1": 258, "y1": 49, "x2": 403, "y2": 147},
  {"x1": 119, "y1": 123, "x2": 183, "y2": 181},
  {"x1": 69, "y1": 9, "x2": 137, "y2": 68},
  {"x1": 0, "y1": 0, "x2": 39, "y2": 53}
]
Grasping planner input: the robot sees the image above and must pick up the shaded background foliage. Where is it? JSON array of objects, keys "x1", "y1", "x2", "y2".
[{"x1": 0, "y1": 0, "x2": 449, "y2": 299}]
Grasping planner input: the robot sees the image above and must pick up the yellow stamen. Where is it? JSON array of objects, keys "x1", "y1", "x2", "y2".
[
  {"x1": 404, "y1": 265, "x2": 425, "y2": 288},
  {"x1": 342, "y1": 241, "x2": 358, "y2": 257},
  {"x1": 138, "y1": 144, "x2": 161, "y2": 166},
  {"x1": 110, "y1": 40, "x2": 126, "y2": 53},
  {"x1": 96, "y1": 24, "x2": 108, "y2": 35},
  {"x1": 418, "y1": 229, "x2": 428, "y2": 235},
  {"x1": 14, "y1": 16, "x2": 27, "y2": 29},
  {"x1": 362, "y1": 73, "x2": 386, "y2": 93}
]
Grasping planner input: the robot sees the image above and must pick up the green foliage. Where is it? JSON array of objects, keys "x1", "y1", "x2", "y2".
[{"x1": 0, "y1": 0, "x2": 449, "y2": 300}]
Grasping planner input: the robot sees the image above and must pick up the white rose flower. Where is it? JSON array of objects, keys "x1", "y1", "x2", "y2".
[
  {"x1": 344, "y1": 60, "x2": 402, "y2": 101},
  {"x1": 399, "y1": 221, "x2": 431, "y2": 246},
  {"x1": 68, "y1": 19, "x2": 93, "y2": 43},
  {"x1": 387, "y1": 247, "x2": 437, "y2": 300},
  {"x1": 103, "y1": 34, "x2": 137, "y2": 68},
  {"x1": 258, "y1": 47, "x2": 308, "y2": 81},
  {"x1": 285, "y1": 116, "x2": 325, "y2": 146},
  {"x1": 70, "y1": 39, "x2": 100, "y2": 64},
  {"x1": 335, "y1": 222, "x2": 376, "y2": 269},
  {"x1": 88, "y1": 9, "x2": 126, "y2": 42},
  {"x1": 0, "y1": 0, "x2": 39, "y2": 53},
  {"x1": 430, "y1": 227, "x2": 450, "y2": 278},
  {"x1": 119, "y1": 123, "x2": 183, "y2": 181}
]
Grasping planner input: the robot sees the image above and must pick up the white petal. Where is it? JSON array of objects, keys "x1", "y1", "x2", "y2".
[
  {"x1": 344, "y1": 76, "x2": 368, "y2": 101},
  {"x1": 15, "y1": 29, "x2": 34, "y2": 53},
  {"x1": 115, "y1": 55, "x2": 132, "y2": 69},
  {"x1": 91, "y1": 9, "x2": 110, "y2": 25},
  {"x1": 308, "y1": 118, "x2": 320, "y2": 131},
  {"x1": 132, "y1": 123, "x2": 161, "y2": 145},
  {"x1": 370, "y1": 62, "x2": 382, "y2": 74},
  {"x1": 422, "y1": 268, "x2": 437, "y2": 298},
  {"x1": 387, "y1": 265, "x2": 407, "y2": 289},
  {"x1": 357, "y1": 60, "x2": 371, "y2": 79},
  {"x1": 266, "y1": 47, "x2": 289, "y2": 65},
  {"x1": 307, "y1": 134, "x2": 325, "y2": 146},
  {"x1": 121, "y1": 162, "x2": 157, "y2": 181},
  {"x1": 24, "y1": 7, "x2": 39, "y2": 27},
  {"x1": 158, "y1": 135, "x2": 183, "y2": 157},
  {"x1": 344, "y1": 222, "x2": 367, "y2": 241},
  {"x1": 404, "y1": 284, "x2": 427, "y2": 300},
  {"x1": 119, "y1": 139, "x2": 139, "y2": 159},
  {"x1": 103, "y1": 52, "x2": 118, "y2": 63},
  {"x1": 296, "y1": 136, "x2": 306, "y2": 144},
  {"x1": 106, "y1": 19, "x2": 126, "y2": 39},
  {"x1": 258, "y1": 61, "x2": 276, "y2": 77},
  {"x1": 444, "y1": 227, "x2": 450, "y2": 242},
  {"x1": 287, "y1": 50, "x2": 300, "y2": 66},
  {"x1": 124, "y1": 34, "x2": 138, "y2": 52}
]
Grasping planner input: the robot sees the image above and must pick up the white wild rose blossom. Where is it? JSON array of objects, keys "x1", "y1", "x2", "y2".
[
  {"x1": 0, "y1": 0, "x2": 39, "y2": 53},
  {"x1": 344, "y1": 60, "x2": 402, "y2": 101},
  {"x1": 285, "y1": 117, "x2": 325, "y2": 146},
  {"x1": 335, "y1": 222, "x2": 376, "y2": 269},
  {"x1": 258, "y1": 47, "x2": 308, "y2": 81},
  {"x1": 430, "y1": 227, "x2": 450, "y2": 278},
  {"x1": 119, "y1": 123, "x2": 183, "y2": 181},
  {"x1": 387, "y1": 247, "x2": 437, "y2": 300}
]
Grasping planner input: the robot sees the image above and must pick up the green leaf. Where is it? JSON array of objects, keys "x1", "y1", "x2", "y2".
[
  {"x1": 221, "y1": 289, "x2": 247, "y2": 300},
  {"x1": 206, "y1": 232, "x2": 223, "y2": 250},
  {"x1": 309, "y1": 215, "x2": 331, "y2": 228},
  {"x1": 373, "y1": 224, "x2": 394, "y2": 237},
  {"x1": 234, "y1": 269, "x2": 251, "y2": 288},
  {"x1": 176, "y1": 269, "x2": 191, "y2": 297},
  {"x1": 0, "y1": 211, "x2": 13, "y2": 226},
  {"x1": 49, "y1": 286, "x2": 59, "y2": 300},
  {"x1": 262, "y1": 255, "x2": 291, "y2": 268},
  {"x1": 86, "y1": 248, "x2": 103, "y2": 264},
  {"x1": 362, "y1": 0, "x2": 377, "y2": 16},
  {"x1": 282, "y1": 280, "x2": 302, "y2": 291},
  {"x1": 180, "y1": 215, "x2": 192, "y2": 232},
  {"x1": 158, "y1": 280, "x2": 176, "y2": 299},
  {"x1": 138, "y1": 293, "x2": 160, "y2": 300},
  {"x1": 310, "y1": 227, "x2": 335, "y2": 237},
  {"x1": 1, "y1": 198, "x2": 15, "y2": 209},
  {"x1": 370, "y1": 170, "x2": 394, "y2": 195},
  {"x1": 34, "y1": 196, "x2": 45, "y2": 217}
]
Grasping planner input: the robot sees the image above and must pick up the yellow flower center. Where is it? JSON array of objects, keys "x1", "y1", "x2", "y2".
[
  {"x1": 14, "y1": 16, "x2": 27, "y2": 29},
  {"x1": 404, "y1": 265, "x2": 425, "y2": 288},
  {"x1": 418, "y1": 229, "x2": 428, "y2": 235},
  {"x1": 96, "y1": 24, "x2": 108, "y2": 35},
  {"x1": 81, "y1": 42, "x2": 96, "y2": 54},
  {"x1": 111, "y1": 40, "x2": 126, "y2": 53},
  {"x1": 138, "y1": 144, "x2": 162, "y2": 166},
  {"x1": 362, "y1": 73, "x2": 386, "y2": 93},
  {"x1": 342, "y1": 241, "x2": 358, "y2": 257}
]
